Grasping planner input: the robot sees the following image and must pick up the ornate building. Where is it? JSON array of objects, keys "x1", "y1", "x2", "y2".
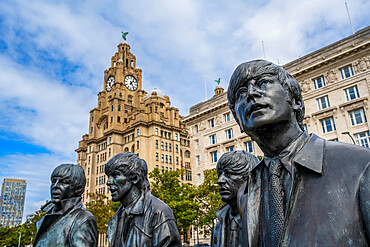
[
  {"x1": 76, "y1": 41, "x2": 192, "y2": 205},
  {"x1": 184, "y1": 26, "x2": 370, "y2": 245}
]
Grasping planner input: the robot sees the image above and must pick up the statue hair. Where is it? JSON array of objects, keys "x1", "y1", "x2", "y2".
[
  {"x1": 51, "y1": 164, "x2": 86, "y2": 197},
  {"x1": 227, "y1": 60, "x2": 305, "y2": 131},
  {"x1": 105, "y1": 152, "x2": 150, "y2": 190}
]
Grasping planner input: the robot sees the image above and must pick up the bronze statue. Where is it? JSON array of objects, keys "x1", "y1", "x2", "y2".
[
  {"x1": 227, "y1": 60, "x2": 370, "y2": 246},
  {"x1": 211, "y1": 151, "x2": 259, "y2": 247},
  {"x1": 34, "y1": 164, "x2": 98, "y2": 247},
  {"x1": 105, "y1": 152, "x2": 181, "y2": 247}
]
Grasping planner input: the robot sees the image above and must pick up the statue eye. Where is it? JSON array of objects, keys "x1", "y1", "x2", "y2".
[{"x1": 236, "y1": 87, "x2": 248, "y2": 98}]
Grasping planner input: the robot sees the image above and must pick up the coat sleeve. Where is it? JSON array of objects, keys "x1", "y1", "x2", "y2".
[
  {"x1": 152, "y1": 219, "x2": 182, "y2": 247},
  {"x1": 69, "y1": 213, "x2": 98, "y2": 247},
  {"x1": 359, "y1": 162, "x2": 370, "y2": 241}
]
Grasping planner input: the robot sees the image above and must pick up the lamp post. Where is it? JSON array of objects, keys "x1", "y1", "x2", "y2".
[{"x1": 342, "y1": 131, "x2": 356, "y2": 145}]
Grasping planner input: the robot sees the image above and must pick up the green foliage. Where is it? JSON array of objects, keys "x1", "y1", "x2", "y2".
[
  {"x1": 149, "y1": 168, "x2": 199, "y2": 237},
  {"x1": 195, "y1": 168, "x2": 224, "y2": 236},
  {"x1": 85, "y1": 193, "x2": 120, "y2": 234},
  {"x1": 0, "y1": 201, "x2": 47, "y2": 246}
]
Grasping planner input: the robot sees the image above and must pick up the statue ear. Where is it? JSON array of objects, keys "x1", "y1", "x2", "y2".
[
  {"x1": 74, "y1": 185, "x2": 83, "y2": 197},
  {"x1": 130, "y1": 173, "x2": 141, "y2": 186},
  {"x1": 292, "y1": 98, "x2": 304, "y2": 112}
]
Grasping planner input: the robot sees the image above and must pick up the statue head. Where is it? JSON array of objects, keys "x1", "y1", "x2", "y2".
[
  {"x1": 216, "y1": 151, "x2": 259, "y2": 205},
  {"x1": 227, "y1": 60, "x2": 305, "y2": 133},
  {"x1": 105, "y1": 152, "x2": 150, "y2": 204},
  {"x1": 50, "y1": 164, "x2": 86, "y2": 205}
]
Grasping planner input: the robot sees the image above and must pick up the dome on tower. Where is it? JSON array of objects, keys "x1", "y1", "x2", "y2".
[{"x1": 146, "y1": 88, "x2": 166, "y2": 99}]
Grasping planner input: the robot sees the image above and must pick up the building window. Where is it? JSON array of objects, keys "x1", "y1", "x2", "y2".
[
  {"x1": 225, "y1": 129, "x2": 233, "y2": 140},
  {"x1": 174, "y1": 113, "x2": 177, "y2": 118},
  {"x1": 349, "y1": 108, "x2": 367, "y2": 126},
  {"x1": 313, "y1": 76, "x2": 326, "y2": 89},
  {"x1": 195, "y1": 125, "x2": 199, "y2": 133},
  {"x1": 195, "y1": 140, "x2": 199, "y2": 149},
  {"x1": 355, "y1": 131, "x2": 370, "y2": 148},
  {"x1": 317, "y1": 96, "x2": 330, "y2": 110},
  {"x1": 156, "y1": 140, "x2": 158, "y2": 149},
  {"x1": 224, "y1": 113, "x2": 231, "y2": 122},
  {"x1": 169, "y1": 144, "x2": 172, "y2": 152},
  {"x1": 197, "y1": 174, "x2": 201, "y2": 184},
  {"x1": 117, "y1": 116, "x2": 121, "y2": 122},
  {"x1": 211, "y1": 151, "x2": 218, "y2": 163},
  {"x1": 321, "y1": 117, "x2": 336, "y2": 133},
  {"x1": 137, "y1": 129, "x2": 140, "y2": 136},
  {"x1": 209, "y1": 119, "x2": 215, "y2": 128},
  {"x1": 90, "y1": 127, "x2": 93, "y2": 133},
  {"x1": 111, "y1": 117, "x2": 113, "y2": 123},
  {"x1": 227, "y1": 146, "x2": 234, "y2": 152},
  {"x1": 175, "y1": 134, "x2": 178, "y2": 140},
  {"x1": 196, "y1": 156, "x2": 200, "y2": 166},
  {"x1": 109, "y1": 137, "x2": 112, "y2": 144},
  {"x1": 210, "y1": 134, "x2": 217, "y2": 145},
  {"x1": 176, "y1": 157, "x2": 179, "y2": 165},
  {"x1": 137, "y1": 141, "x2": 139, "y2": 149},
  {"x1": 245, "y1": 141, "x2": 254, "y2": 153},
  {"x1": 165, "y1": 143, "x2": 168, "y2": 151},
  {"x1": 176, "y1": 145, "x2": 178, "y2": 153},
  {"x1": 344, "y1": 85, "x2": 360, "y2": 101},
  {"x1": 169, "y1": 156, "x2": 172, "y2": 164},
  {"x1": 118, "y1": 105, "x2": 121, "y2": 111},
  {"x1": 161, "y1": 154, "x2": 164, "y2": 163},
  {"x1": 340, "y1": 65, "x2": 354, "y2": 79},
  {"x1": 161, "y1": 142, "x2": 164, "y2": 150},
  {"x1": 155, "y1": 128, "x2": 158, "y2": 136},
  {"x1": 156, "y1": 153, "x2": 159, "y2": 161},
  {"x1": 165, "y1": 155, "x2": 168, "y2": 163},
  {"x1": 111, "y1": 105, "x2": 114, "y2": 111}
]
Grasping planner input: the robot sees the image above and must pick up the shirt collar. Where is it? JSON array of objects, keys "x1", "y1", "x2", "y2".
[
  {"x1": 251, "y1": 133, "x2": 324, "y2": 175},
  {"x1": 50, "y1": 197, "x2": 81, "y2": 215}
]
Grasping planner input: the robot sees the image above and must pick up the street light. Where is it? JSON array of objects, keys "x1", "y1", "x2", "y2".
[{"x1": 342, "y1": 131, "x2": 356, "y2": 145}]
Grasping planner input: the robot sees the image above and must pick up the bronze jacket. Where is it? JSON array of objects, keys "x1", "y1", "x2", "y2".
[
  {"x1": 34, "y1": 197, "x2": 98, "y2": 247},
  {"x1": 211, "y1": 204, "x2": 242, "y2": 247},
  {"x1": 238, "y1": 134, "x2": 370, "y2": 247},
  {"x1": 108, "y1": 190, "x2": 181, "y2": 247}
]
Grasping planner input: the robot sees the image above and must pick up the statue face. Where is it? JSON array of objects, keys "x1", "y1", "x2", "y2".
[
  {"x1": 234, "y1": 75, "x2": 293, "y2": 133},
  {"x1": 50, "y1": 176, "x2": 74, "y2": 204},
  {"x1": 106, "y1": 170, "x2": 133, "y2": 202},
  {"x1": 217, "y1": 170, "x2": 245, "y2": 204}
]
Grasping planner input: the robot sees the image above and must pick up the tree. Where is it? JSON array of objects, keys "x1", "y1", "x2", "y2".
[
  {"x1": 0, "y1": 201, "x2": 47, "y2": 246},
  {"x1": 195, "y1": 168, "x2": 223, "y2": 237},
  {"x1": 149, "y1": 168, "x2": 199, "y2": 241},
  {"x1": 85, "y1": 193, "x2": 120, "y2": 234}
]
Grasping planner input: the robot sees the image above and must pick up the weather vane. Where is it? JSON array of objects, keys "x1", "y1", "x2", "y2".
[
  {"x1": 122, "y1": 31, "x2": 129, "y2": 41},
  {"x1": 214, "y1": 78, "x2": 221, "y2": 85}
]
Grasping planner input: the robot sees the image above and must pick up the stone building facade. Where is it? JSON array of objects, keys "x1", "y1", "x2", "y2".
[
  {"x1": 184, "y1": 26, "x2": 370, "y2": 244},
  {"x1": 75, "y1": 41, "x2": 191, "y2": 202}
]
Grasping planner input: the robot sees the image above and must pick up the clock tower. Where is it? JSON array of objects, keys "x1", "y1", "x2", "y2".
[{"x1": 76, "y1": 40, "x2": 192, "y2": 211}]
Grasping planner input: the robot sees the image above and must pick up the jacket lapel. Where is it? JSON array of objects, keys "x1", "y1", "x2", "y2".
[
  {"x1": 247, "y1": 164, "x2": 263, "y2": 247},
  {"x1": 108, "y1": 205, "x2": 122, "y2": 247}
]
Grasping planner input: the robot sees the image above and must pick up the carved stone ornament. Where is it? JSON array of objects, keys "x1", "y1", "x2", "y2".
[
  {"x1": 199, "y1": 121, "x2": 207, "y2": 131},
  {"x1": 216, "y1": 115, "x2": 223, "y2": 125},
  {"x1": 300, "y1": 80, "x2": 311, "y2": 93},
  {"x1": 325, "y1": 69, "x2": 338, "y2": 84}
]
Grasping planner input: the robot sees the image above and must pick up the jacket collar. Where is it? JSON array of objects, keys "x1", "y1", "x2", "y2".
[{"x1": 50, "y1": 197, "x2": 82, "y2": 215}]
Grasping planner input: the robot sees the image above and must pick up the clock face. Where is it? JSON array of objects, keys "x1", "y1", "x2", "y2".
[
  {"x1": 106, "y1": 76, "x2": 115, "y2": 92},
  {"x1": 124, "y1": 75, "x2": 138, "y2": 91}
]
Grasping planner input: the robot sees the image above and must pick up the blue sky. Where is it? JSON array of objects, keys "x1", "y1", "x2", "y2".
[{"x1": 0, "y1": 0, "x2": 369, "y2": 220}]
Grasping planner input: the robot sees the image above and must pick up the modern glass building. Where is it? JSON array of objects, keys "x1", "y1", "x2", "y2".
[{"x1": 0, "y1": 178, "x2": 27, "y2": 227}]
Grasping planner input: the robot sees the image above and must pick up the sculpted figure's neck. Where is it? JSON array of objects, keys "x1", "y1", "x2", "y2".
[
  {"x1": 121, "y1": 186, "x2": 141, "y2": 207},
  {"x1": 248, "y1": 121, "x2": 303, "y2": 158}
]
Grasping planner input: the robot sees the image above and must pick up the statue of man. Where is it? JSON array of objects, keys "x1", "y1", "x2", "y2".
[
  {"x1": 34, "y1": 164, "x2": 98, "y2": 247},
  {"x1": 211, "y1": 151, "x2": 259, "y2": 247},
  {"x1": 105, "y1": 152, "x2": 181, "y2": 247},
  {"x1": 227, "y1": 60, "x2": 370, "y2": 246}
]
